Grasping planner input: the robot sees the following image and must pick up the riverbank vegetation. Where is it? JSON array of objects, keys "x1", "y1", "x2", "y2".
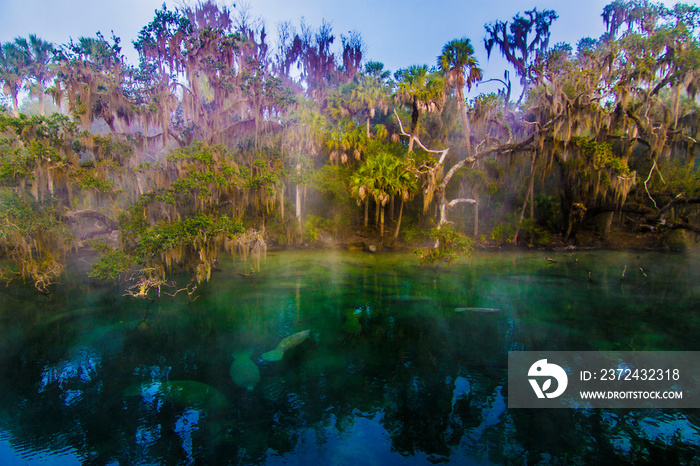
[{"x1": 0, "y1": 0, "x2": 699, "y2": 293}]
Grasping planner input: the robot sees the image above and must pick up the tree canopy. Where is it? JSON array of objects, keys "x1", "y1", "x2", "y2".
[{"x1": 1, "y1": 0, "x2": 699, "y2": 294}]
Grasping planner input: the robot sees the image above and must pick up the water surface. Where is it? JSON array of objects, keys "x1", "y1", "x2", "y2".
[{"x1": 0, "y1": 249, "x2": 698, "y2": 465}]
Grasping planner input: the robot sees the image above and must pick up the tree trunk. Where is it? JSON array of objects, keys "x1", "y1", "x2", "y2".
[
  {"x1": 473, "y1": 196, "x2": 479, "y2": 237},
  {"x1": 394, "y1": 197, "x2": 405, "y2": 239},
  {"x1": 296, "y1": 184, "x2": 302, "y2": 229},
  {"x1": 672, "y1": 84, "x2": 680, "y2": 130},
  {"x1": 38, "y1": 89, "x2": 46, "y2": 116},
  {"x1": 11, "y1": 93, "x2": 20, "y2": 117},
  {"x1": 516, "y1": 79, "x2": 530, "y2": 106},
  {"x1": 364, "y1": 198, "x2": 369, "y2": 227},
  {"x1": 380, "y1": 204, "x2": 385, "y2": 237},
  {"x1": 280, "y1": 184, "x2": 285, "y2": 220},
  {"x1": 514, "y1": 153, "x2": 536, "y2": 244},
  {"x1": 438, "y1": 193, "x2": 448, "y2": 227},
  {"x1": 409, "y1": 100, "x2": 419, "y2": 153},
  {"x1": 47, "y1": 169, "x2": 54, "y2": 196},
  {"x1": 603, "y1": 211, "x2": 614, "y2": 237},
  {"x1": 457, "y1": 87, "x2": 472, "y2": 155}
]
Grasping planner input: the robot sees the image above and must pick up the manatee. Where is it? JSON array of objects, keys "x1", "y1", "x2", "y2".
[
  {"x1": 261, "y1": 329, "x2": 311, "y2": 361},
  {"x1": 229, "y1": 348, "x2": 260, "y2": 391},
  {"x1": 455, "y1": 307, "x2": 501, "y2": 313},
  {"x1": 124, "y1": 380, "x2": 231, "y2": 409}
]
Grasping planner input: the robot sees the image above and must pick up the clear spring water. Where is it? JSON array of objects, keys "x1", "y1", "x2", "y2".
[{"x1": 0, "y1": 249, "x2": 698, "y2": 465}]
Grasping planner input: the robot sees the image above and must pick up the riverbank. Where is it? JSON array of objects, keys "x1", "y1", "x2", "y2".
[{"x1": 276, "y1": 225, "x2": 697, "y2": 255}]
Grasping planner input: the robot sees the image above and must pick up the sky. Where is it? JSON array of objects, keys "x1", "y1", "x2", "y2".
[{"x1": 0, "y1": 0, "x2": 690, "y2": 97}]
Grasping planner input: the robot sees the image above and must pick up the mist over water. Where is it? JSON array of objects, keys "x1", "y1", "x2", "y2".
[{"x1": 0, "y1": 249, "x2": 698, "y2": 464}]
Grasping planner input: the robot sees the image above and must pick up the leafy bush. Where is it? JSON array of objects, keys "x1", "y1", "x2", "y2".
[
  {"x1": 303, "y1": 215, "x2": 331, "y2": 243},
  {"x1": 519, "y1": 218, "x2": 553, "y2": 246},
  {"x1": 490, "y1": 222, "x2": 515, "y2": 244},
  {"x1": 534, "y1": 194, "x2": 563, "y2": 233},
  {"x1": 89, "y1": 249, "x2": 133, "y2": 280},
  {"x1": 414, "y1": 225, "x2": 473, "y2": 267}
]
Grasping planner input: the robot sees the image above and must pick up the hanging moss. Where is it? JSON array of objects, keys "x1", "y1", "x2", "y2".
[{"x1": 0, "y1": 188, "x2": 73, "y2": 290}]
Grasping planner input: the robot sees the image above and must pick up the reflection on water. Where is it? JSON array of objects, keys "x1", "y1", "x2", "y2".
[{"x1": 0, "y1": 249, "x2": 698, "y2": 464}]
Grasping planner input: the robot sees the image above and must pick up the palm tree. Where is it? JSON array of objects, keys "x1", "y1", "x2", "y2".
[
  {"x1": 351, "y1": 150, "x2": 414, "y2": 238},
  {"x1": 351, "y1": 163, "x2": 374, "y2": 228},
  {"x1": 364, "y1": 61, "x2": 391, "y2": 82},
  {"x1": 393, "y1": 65, "x2": 445, "y2": 153},
  {"x1": 389, "y1": 158, "x2": 418, "y2": 239},
  {"x1": 350, "y1": 74, "x2": 390, "y2": 139},
  {"x1": 0, "y1": 40, "x2": 29, "y2": 117},
  {"x1": 24, "y1": 35, "x2": 56, "y2": 116},
  {"x1": 438, "y1": 38, "x2": 482, "y2": 155},
  {"x1": 284, "y1": 97, "x2": 325, "y2": 227},
  {"x1": 56, "y1": 33, "x2": 131, "y2": 131},
  {"x1": 348, "y1": 62, "x2": 391, "y2": 138}
]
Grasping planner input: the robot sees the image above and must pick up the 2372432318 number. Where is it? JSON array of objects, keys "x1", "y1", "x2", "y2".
[{"x1": 598, "y1": 368, "x2": 680, "y2": 381}]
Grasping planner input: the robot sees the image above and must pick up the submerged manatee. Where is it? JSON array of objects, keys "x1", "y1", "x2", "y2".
[
  {"x1": 229, "y1": 348, "x2": 260, "y2": 391},
  {"x1": 455, "y1": 307, "x2": 501, "y2": 313},
  {"x1": 261, "y1": 329, "x2": 311, "y2": 361}
]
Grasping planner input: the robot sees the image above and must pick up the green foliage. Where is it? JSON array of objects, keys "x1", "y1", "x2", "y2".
[
  {"x1": 26, "y1": 139, "x2": 62, "y2": 163},
  {"x1": 414, "y1": 225, "x2": 473, "y2": 267},
  {"x1": 92, "y1": 134, "x2": 134, "y2": 163},
  {"x1": 133, "y1": 214, "x2": 244, "y2": 260},
  {"x1": 662, "y1": 161, "x2": 700, "y2": 197},
  {"x1": 518, "y1": 218, "x2": 554, "y2": 246},
  {"x1": 400, "y1": 223, "x2": 427, "y2": 244},
  {"x1": 310, "y1": 164, "x2": 355, "y2": 234},
  {"x1": 302, "y1": 215, "x2": 331, "y2": 243},
  {"x1": 86, "y1": 238, "x2": 112, "y2": 253},
  {"x1": 572, "y1": 137, "x2": 629, "y2": 174},
  {"x1": 167, "y1": 142, "x2": 219, "y2": 166},
  {"x1": 87, "y1": 239, "x2": 132, "y2": 280},
  {"x1": 71, "y1": 167, "x2": 116, "y2": 192},
  {"x1": 663, "y1": 229, "x2": 688, "y2": 253},
  {"x1": 535, "y1": 194, "x2": 563, "y2": 232},
  {"x1": 1, "y1": 0, "x2": 700, "y2": 293},
  {"x1": 0, "y1": 136, "x2": 33, "y2": 183},
  {"x1": 0, "y1": 188, "x2": 72, "y2": 290},
  {"x1": 118, "y1": 207, "x2": 149, "y2": 238},
  {"x1": 490, "y1": 221, "x2": 515, "y2": 244},
  {"x1": 313, "y1": 164, "x2": 351, "y2": 198},
  {"x1": 0, "y1": 188, "x2": 71, "y2": 247}
]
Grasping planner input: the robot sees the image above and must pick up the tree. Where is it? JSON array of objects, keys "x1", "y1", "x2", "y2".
[
  {"x1": 394, "y1": 65, "x2": 445, "y2": 153},
  {"x1": 351, "y1": 150, "x2": 410, "y2": 238},
  {"x1": 0, "y1": 40, "x2": 29, "y2": 117},
  {"x1": 516, "y1": 0, "x2": 700, "y2": 242},
  {"x1": 345, "y1": 62, "x2": 392, "y2": 139},
  {"x1": 23, "y1": 35, "x2": 56, "y2": 116},
  {"x1": 284, "y1": 97, "x2": 324, "y2": 228},
  {"x1": 389, "y1": 155, "x2": 418, "y2": 239},
  {"x1": 438, "y1": 38, "x2": 482, "y2": 155},
  {"x1": 55, "y1": 32, "x2": 132, "y2": 132},
  {"x1": 484, "y1": 8, "x2": 558, "y2": 105}
]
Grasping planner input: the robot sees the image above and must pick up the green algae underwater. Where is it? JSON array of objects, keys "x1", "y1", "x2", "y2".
[{"x1": 0, "y1": 249, "x2": 699, "y2": 465}]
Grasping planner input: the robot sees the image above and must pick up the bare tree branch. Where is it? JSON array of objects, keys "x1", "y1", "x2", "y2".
[
  {"x1": 447, "y1": 198, "x2": 477, "y2": 207},
  {"x1": 393, "y1": 110, "x2": 449, "y2": 163}
]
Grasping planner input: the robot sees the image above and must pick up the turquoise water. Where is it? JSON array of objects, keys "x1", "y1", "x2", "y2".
[{"x1": 0, "y1": 249, "x2": 698, "y2": 464}]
